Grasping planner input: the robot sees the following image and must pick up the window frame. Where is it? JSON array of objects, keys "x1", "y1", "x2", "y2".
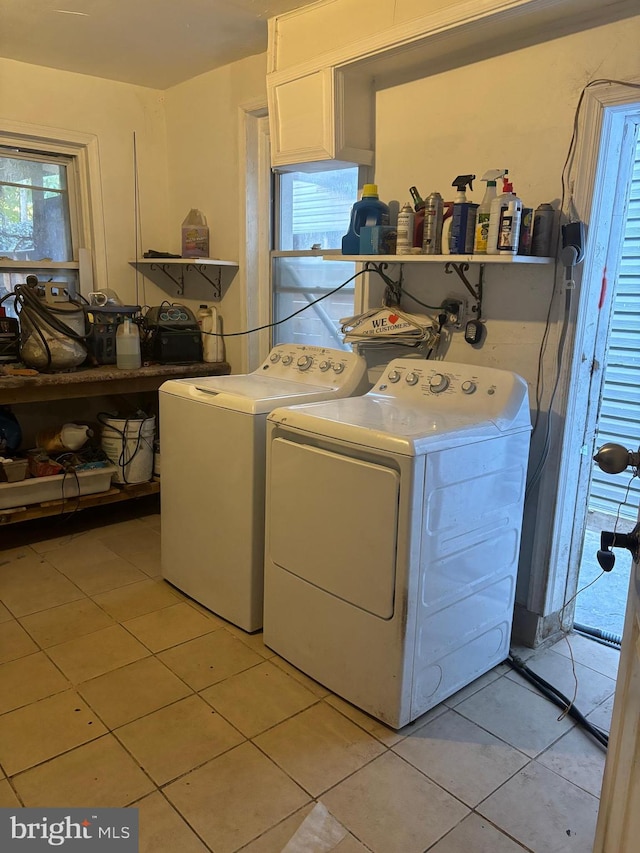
[
  {"x1": 0, "y1": 121, "x2": 107, "y2": 297},
  {"x1": 270, "y1": 164, "x2": 365, "y2": 350}
]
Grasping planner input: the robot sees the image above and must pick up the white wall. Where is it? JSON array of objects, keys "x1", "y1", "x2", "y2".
[
  {"x1": 163, "y1": 53, "x2": 267, "y2": 372},
  {"x1": 0, "y1": 53, "x2": 267, "y2": 372},
  {"x1": 372, "y1": 15, "x2": 640, "y2": 624},
  {"x1": 0, "y1": 57, "x2": 169, "y2": 303},
  {"x1": 375, "y1": 17, "x2": 640, "y2": 381}
]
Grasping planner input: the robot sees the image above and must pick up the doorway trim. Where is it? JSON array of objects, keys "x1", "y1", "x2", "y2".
[{"x1": 541, "y1": 81, "x2": 640, "y2": 628}]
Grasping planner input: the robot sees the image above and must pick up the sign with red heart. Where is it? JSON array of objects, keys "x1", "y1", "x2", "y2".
[{"x1": 388, "y1": 314, "x2": 399, "y2": 324}]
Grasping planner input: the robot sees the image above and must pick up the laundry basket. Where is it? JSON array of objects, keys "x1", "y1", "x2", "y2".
[{"x1": 99, "y1": 414, "x2": 156, "y2": 484}]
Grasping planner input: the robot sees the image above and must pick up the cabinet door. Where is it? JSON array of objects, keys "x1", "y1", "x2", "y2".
[{"x1": 269, "y1": 67, "x2": 374, "y2": 169}]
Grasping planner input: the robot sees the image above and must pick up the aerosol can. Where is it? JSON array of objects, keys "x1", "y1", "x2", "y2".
[{"x1": 422, "y1": 192, "x2": 445, "y2": 254}]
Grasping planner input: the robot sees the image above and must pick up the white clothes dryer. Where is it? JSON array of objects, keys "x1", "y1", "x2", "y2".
[
  {"x1": 159, "y1": 344, "x2": 368, "y2": 632},
  {"x1": 263, "y1": 358, "x2": 531, "y2": 728}
]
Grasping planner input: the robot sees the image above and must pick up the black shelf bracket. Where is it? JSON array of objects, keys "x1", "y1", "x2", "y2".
[
  {"x1": 445, "y1": 262, "x2": 484, "y2": 318},
  {"x1": 186, "y1": 263, "x2": 222, "y2": 298},
  {"x1": 363, "y1": 260, "x2": 403, "y2": 305},
  {"x1": 150, "y1": 262, "x2": 185, "y2": 296}
]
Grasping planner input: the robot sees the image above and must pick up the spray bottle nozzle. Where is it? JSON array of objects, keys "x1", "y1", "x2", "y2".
[
  {"x1": 452, "y1": 174, "x2": 475, "y2": 192},
  {"x1": 481, "y1": 169, "x2": 508, "y2": 184}
]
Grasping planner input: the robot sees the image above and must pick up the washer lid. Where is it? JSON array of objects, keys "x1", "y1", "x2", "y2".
[
  {"x1": 268, "y1": 358, "x2": 531, "y2": 455},
  {"x1": 159, "y1": 374, "x2": 338, "y2": 414},
  {"x1": 269, "y1": 395, "x2": 508, "y2": 454}
]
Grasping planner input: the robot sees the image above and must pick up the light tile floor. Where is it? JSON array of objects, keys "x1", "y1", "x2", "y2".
[{"x1": 0, "y1": 501, "x2": 619, "y2": 852}]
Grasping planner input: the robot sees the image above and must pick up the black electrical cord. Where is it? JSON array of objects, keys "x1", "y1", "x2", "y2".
[
  {"x1": 529, "y1": 77, "x2": 640, "y2": 482},
  {"x1": 196, "y1": 267, "x2": 371, "y2": 337},
  {"x1": 2, "y1": 276, "x2": 89, "y2": 370},
  {"x1": 97, "y1": 412, "x2": 152, "y2": 486},
  {"x1": 402, "y1": 289, "x2": 443, "y2": 311},
  {"x1": 507, "y1": 654, "x2": 609, "y2": 750}
]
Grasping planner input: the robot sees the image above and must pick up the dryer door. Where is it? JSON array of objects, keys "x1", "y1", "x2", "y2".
[{"x1": 268, "y1": 438, "x2": 399, "y2": 618}]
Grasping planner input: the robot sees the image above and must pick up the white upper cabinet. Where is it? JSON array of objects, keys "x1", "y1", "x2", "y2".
[
  {"x1": 268, "y1": 67, "x2": 374, "y2": 170},
  {"x1": 266, "y1": 0, "x2": 638, "y2": 170}
]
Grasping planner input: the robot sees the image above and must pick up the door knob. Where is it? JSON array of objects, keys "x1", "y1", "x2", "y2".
[
  {"x1": 597, "y1": 524, "x2": 640, "y2": 571},
  {"x1": 593, "y1": 442, "x2": 640, "y2": 474}
]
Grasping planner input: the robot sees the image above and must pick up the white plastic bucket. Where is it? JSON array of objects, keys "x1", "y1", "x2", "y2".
[{"x1": 100, "y1": 415, "x2": 156, "y2": 484}]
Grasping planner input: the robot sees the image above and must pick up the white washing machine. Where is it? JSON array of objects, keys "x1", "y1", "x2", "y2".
[
  {"x1": 263, "y1": 358, "x2": 532, "y2": 728},
  {"x1": 159, "y1": 344, "x2": 368, "y2": 632}
]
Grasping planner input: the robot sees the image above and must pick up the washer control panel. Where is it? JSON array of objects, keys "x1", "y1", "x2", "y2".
[
  {"x1": 372, "y1": 358, "x2": 529, "y2": 425},
  {"x1": 256, "y1": 344, "x2": 367, "y2": 389}
]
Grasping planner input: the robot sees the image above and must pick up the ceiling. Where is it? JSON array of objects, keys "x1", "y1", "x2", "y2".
[{"x1": 1, "y1": 0, "x2": 319, "y2": 90}]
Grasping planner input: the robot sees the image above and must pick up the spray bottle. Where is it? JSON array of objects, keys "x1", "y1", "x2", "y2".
[
  {"x1": 473, "y1": 170, "x2": 504, "y2": 254},
  {"x1": 448, "y1": 175, "x2": 478, "y2": 254},
  {"x1": 487, "y1": 174, "x2": 522, "y2": 255}
]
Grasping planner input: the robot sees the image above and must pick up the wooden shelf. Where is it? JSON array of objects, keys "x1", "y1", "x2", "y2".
[
  {"x1": 0, "y1": 361, "x2": 231, "y2": 405},
  {"x1": 0, "y1": 480, "x2": 160, "y2": 526}
]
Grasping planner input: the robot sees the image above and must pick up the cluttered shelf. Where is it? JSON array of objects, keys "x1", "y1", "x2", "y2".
[
  {"x1": 0, "y1": 479, "x2": 160, "y2": 526},
  {"x1": 0, "y1": 361, "x2": 231, "y2": 404}
]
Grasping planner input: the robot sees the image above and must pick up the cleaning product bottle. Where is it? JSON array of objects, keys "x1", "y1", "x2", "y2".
[
  {"x1": 341, "y1": 185, "x2": 389, "y2": 255},
  {"x1": 116, "y1": 318, "x2": 141, "y2": 369},
  {"x1": 181, "y1": 209, "x2": 210, "y2": 258},
  {"x1": 396, "y1": 203, "x2": 415, "y2": 255},
  {"x1": 448, "y1": 175, "x2": 478, "y2": 254},
  {"x1": 409, "y1": 186, "x2": 426, "y2": 248},
  {"x1": 497, "y1": 196, "x2": 523, "y2": 253},
  {"x1": 486, "y1": 173, "x2": 517, "y2": 255},
  {"x1": 473, "y1": 170, "x2": 503, "y2": 254}
]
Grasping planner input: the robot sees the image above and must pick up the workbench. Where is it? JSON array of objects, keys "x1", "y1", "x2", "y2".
[
  {"x1": 0, "y1": 361, "x2": 231, "y2": 524},
  {"x1": 0, "y1": 361, "x2": 231, "y2": 404}
]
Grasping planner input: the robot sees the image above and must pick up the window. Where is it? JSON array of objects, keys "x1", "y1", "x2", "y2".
[
  {"x1": 271, "y1": 167, "x2": 358, "y2": 348},
  {"x1": 0, "y1": 145, "x2": 81, "y2": 316}
]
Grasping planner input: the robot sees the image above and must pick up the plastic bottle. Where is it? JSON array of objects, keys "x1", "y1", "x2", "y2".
[
  {"x1": 181, "y1": 209, "x2": 210, "y2": 258},
  {"x1": 37, "y1": 423, "x2": 93, "y2": 453},
  {"x1": 199, "y1": 305, "x2": 224, "y2": 362},
  {"x1": 486, "y1": 176, "x2": 522, "y2": 255},
  {"x1": 497, "y1": 199, "x2": 522, "y2": 253},
  {"x1": 116, "y1": 318, "x2": 142, "y2": 369},
  {"x1": 473, "y1": 170, "x2": 502, "y2": 254},
  {"x1": 448, "y1": 174, "x2": 478, "y2": 254},
  {"x1": 341, "y1": 185, "x2": 390, "y2": 255},
  {"x1": 396, "y1": 203, "x2": 415, "y2": 255}
]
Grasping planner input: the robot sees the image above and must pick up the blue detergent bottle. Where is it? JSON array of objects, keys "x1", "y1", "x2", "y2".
[{"x1": 341, "y1": 184, "x2": 389, "y2": 254}]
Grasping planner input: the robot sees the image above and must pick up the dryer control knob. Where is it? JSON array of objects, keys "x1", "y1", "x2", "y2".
[
  {"x1": 297, "y1": 355, "x2": 313, "y2": 370},
  {"x1": 461, "y1": 380, "x2": 477, "y2": 395},
  {"x1": 281, "y1": 355, "x2": 293, "y2": 365},
  {"x1": 319, "y1": 360, "x2": 331, "y2": 371},
  {"x1": 269, "y1": 353, "x2": 281, "y2": 363},
  {"x1": 388, "y1": 370, "x2": 401, "y2": 383},
  {"x1": 332, "y1": 362, "x2": 345, "y2": 374},
  {"x1": 406, "y1": 372, "x2": 420, "y2": 386},
  {"x1": 429, "y1": 373, "x2": 449, "y2": 393}
]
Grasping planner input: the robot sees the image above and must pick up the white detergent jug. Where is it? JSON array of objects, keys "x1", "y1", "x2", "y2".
[
  {"x1": 200, "y1": 305, "x2": 224, "y2": 362},
  {"x1": 116, "y1": 318, "x2": 141, "y2": 370},
  {"x1": 37, "y1": 423, "x2": 93, "y2": 453}
]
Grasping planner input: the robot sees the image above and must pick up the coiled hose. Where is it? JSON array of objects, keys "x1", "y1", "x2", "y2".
[{"x1": 5, "y1": 275, "x2": 89, "y2": 370}]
